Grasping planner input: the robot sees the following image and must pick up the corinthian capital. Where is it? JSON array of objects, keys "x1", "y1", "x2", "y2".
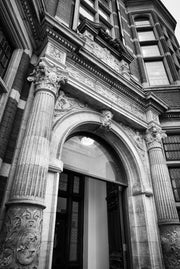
[
  {"x1": 28, "y1": 57, "x2": 69, "y2": 97},
  {"x1": 145, "y1": 123, "x2": 166, "y2": 150}
]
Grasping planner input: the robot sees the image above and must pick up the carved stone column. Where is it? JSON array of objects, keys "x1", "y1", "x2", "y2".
[
  {"x1": 146, "y1": 123, "x2": 180, "y2": 269},
  {"x1": 0, "y1": 58, "x2": 68, "y2": 268}
]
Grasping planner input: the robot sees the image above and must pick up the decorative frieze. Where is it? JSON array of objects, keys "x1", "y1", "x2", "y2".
[
  {"x1": 0, "y1": 205, "x2": 42, "y2": 269},
  {"x1": 45, "y1": 43, "x2": 66, "y2": 66},
  {"x1": 67, "y1": 64, "x2": 146, "y2": 121},
  {"x1": 84, "y1": 38, "x2": 128, "y2": 74}
]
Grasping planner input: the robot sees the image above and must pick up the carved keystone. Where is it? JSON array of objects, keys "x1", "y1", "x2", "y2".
[{"x1": 100, "y1": 110, "x2": 113, "y2": 130}]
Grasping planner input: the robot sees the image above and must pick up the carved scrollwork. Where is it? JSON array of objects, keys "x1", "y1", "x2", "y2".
[
  {"x1": 54, "y1": 91, "x2": 87, "y2": 118},
  {"x1": 28, "y1": 57, "x2": 69, "y2": 98},
  {"x1": 160, "y1": 225, "x2": 180, "y2": 269},
  {"x1": 145, "y1": 123, "x2": 166, "y2": 150},
  {"x1": 0, "y1": 205, "x2": 42, "y2": 269},
  {"x1": 100, "y1": 110, "x2": 113, "y2": 130}
]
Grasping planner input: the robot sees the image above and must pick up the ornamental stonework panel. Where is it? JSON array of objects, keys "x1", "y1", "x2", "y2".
[
  {"x1": 0, "y1": 205, "x2": 42, "y2": 269},
  {"x1": 67, "y1": 63, "x2": 146, "y2": 121},
  {"x1": 160, "y1": 225, "x2": 180, "y2": 269}
]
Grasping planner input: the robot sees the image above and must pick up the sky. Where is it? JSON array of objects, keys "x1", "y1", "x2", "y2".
[{"x1": 161, "y1": 0, "x2": 180, "y2": 44}]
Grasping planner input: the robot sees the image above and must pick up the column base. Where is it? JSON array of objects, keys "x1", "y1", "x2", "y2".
[
  {"x1": 160, "y1": 224, "x2": 180, "y2": 269},
  {"x1": 0, "y1": 204, "x2": 43, "y2": 269}
]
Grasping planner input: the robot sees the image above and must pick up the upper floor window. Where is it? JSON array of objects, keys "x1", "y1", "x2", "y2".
[
  {"x1": 137, "y1": 30, "x2": 156, "y2": 42},
  {"x1": 145, "y1": 61, "x2": 169, "y2": 86},
  {"x1": 163, "y1": 135, "x2": 180, "y2": 204},
  {"x1": 134, "y1": 14, "x2": 170, "y2": 86},
  {"x1": 169, "y1": 168, "x2": 180, "y2": 202},
  {"x1": 163, "y1": 135, "x2": 180, "y2": 161},
  {"x1": 0, "y1": 28, "x2": 13, "y2": 78},
  {"x1": 134, "y1": 17, "x2": 151, "y2": 27},
  {"x1": 141, "y1": 45, "x2": 160, "y2": 57},
  {"x1": 75, "y1": 0, "x2": 113, "y2": 35}
]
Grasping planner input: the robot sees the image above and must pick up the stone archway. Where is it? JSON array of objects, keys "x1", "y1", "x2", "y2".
[{"x1": 39, "y1": 109, "x2": 163, "y2": 269}]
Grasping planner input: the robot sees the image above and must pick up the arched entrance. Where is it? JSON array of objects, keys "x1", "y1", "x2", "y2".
[
  {"x1": 39, "y1": 110, "x2": 163, "y2": 269},
  {"x1": 52, "y1": 133, "x2": 129, "y2": 269}
]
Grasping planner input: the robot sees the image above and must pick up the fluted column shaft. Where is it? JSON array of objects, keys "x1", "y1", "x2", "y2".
[
  {"x1": 0, "y1": 58, "x2": 68, "y2": 269},
  {"x1": 9, "y1": 89, "x2": 54, "y2": 205},
  {"x1": 146, "y1": 124, "x2": 180, "y2": 269}
]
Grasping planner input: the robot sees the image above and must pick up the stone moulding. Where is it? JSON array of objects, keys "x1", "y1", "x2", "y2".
[{"x1": 67, "y1": 63, "x2": 146, "y2": 122}]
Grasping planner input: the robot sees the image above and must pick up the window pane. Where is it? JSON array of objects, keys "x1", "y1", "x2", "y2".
[
  {"x1": 57, "y1": 197, "x2": 67, "y2": 213},
  {"x1": 59, "y1": 173, "x2": 68, "y2": 191},
  {"x1": 84, "y1": 0, "x2": 94, "y2": 8},
  {"x1": 137, "y1": 31, "x2": 155, "y2": 41},
  {"x1": 169, "y1": 168, "x2": 180, "y2": 202},
  {"x1": 141, "y1": 45, "x2": 160, "y2": 57},
  {"x1": 99, "y1": 8, "x2": 110, "y2": 21},
  {"x1": 145, "y1": 61, "x2": 169, "y2": 85},
  {"x1": 69, "y1": 202, "x2": 79, "y2": 261},
  {"x1": 99, "y1": 0, "x2": 109, "y2": 8},
  {"x1": 80, "y1": 5, "x2": 94, "y2": 21},
  {"x1": 135, "y1": 18, "x2": 151, "y2": 27},
  {"x1": 0, "y1": 29, "x2": 13, "y2": 78},
  {"x1": 73, "y1": 176, "x2": 80, "y2": 193},
  {"x1": 163, "y1": 135, "x2": 180, "y2": 161}
]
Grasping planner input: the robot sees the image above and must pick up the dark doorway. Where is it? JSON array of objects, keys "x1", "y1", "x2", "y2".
[
  {"x1": 52, "y1": 170, "x2": 128, "y2": 269},
  {"x1": 52, "y1": 170, "x2": 84, "y2": 269}
]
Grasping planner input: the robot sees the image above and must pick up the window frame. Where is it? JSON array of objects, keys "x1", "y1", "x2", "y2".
[
  {"x1": 73, "y1": 0, "x2": 114, "y2": 36},
  {"x1": 144, "y1": 60, "x2": 169, "y2": 86}
]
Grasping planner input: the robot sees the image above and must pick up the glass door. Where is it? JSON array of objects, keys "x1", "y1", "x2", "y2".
[
  {"x1": 106, "y1": 182, "x2": 127, "y2": 269},
  {"x1": 52, "y1": 170, "x2": 84, "y2": 269}
]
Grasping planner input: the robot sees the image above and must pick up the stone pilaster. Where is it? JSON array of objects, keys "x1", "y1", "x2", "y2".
[
  {"x1": 146, "y1": 123, "x2": 180, "y2": 269},
  {"x1": 0, "y1": 57, "x2": 68, "y2": 268}
]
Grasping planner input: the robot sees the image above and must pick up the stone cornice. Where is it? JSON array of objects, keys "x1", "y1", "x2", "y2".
[
  {"x1": 145, "y1": 92, "x2": 169, "y2": 114},
  {"x1": 77, "y1": 18, "x2": 134, "y2": 63},
  {"x1": 68, "y1": 54, "x2": 145, "y2": 107},
  {"x1": 18, "y1": 0, "x2": 41, "y2": 42},
  {"x1": 41, "y1": 14, "x2": 85, "y2": 52},
  {"x1": 66, "y1": 61, "x2": 147, "y2": 128},
  {"x1": 39, "y1": 19, "x2": 146, "y2": 107}
]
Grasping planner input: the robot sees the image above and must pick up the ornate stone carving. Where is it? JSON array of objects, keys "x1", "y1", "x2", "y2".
[
  {"x1": 160, "y1": 225, "x2": 180, "y2": 269},
  {"x1": 54, "y1": 90, "x2": 87, "y2": 117},
  {"x1": 119, "y1": 122, "x2": 145, "y2": 154},
  {"x1": 45, "y1": 43, "x2": 66, "y2": 65},
  {"x1": 84, "y1": 38, "x2": 130, "y2": 75},
  {"x1": 145, "y1": 123, "x2": 167, "y2": 150},
  {"x1": 67, "y1": 64, "x2": 146, "y2": 121},
  {"x1": 100, "y1": 110, "x2": 113, "y2": 129},
  {"x1": 28, "y1": 57, "x2": 69, "y2": 98},
  {"x1": 0, "y1": 206, "x2": 42, "y2": 269}
]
